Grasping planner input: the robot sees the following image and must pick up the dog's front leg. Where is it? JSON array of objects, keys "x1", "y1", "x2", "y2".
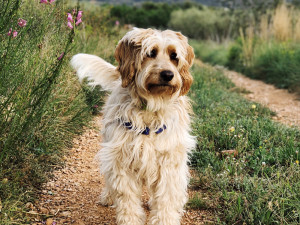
[
  {"x1": 108, "y1": 171, "x2": 145, "y2": 225},
  {"x1": 148, "y1": 153, "x2": 189, "y2": 225}
]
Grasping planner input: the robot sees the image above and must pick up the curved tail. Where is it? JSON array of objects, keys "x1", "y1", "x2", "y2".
[{"x1": 70, "y1": 53, "x2": 120, "y2": 91}]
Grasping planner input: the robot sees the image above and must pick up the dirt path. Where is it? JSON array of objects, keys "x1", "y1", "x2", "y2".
[
  {"x1": 31, "y1": 117, "x2": 215, "y2": 225},
  {"x1": 223, "y1": 69, "x2": 300, "y2": 127}
]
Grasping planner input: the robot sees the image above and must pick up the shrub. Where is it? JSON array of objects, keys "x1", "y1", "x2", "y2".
[
  {"x1": 168, "y1": 7, "x2": 235, "y2": 41},
  {"x1": 0, "y1": 0, "x2": 93, "y2": 222}
]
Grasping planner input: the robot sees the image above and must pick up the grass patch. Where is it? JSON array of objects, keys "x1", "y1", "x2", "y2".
[
  {"x1": 190, "y1": 63, "x2": 300, "y2": 224},
  {"x1": 187, "y1": 193, "x2": 208, "y2": 210},
  {"x1": 190, "y1": 40, "x2": 230, "y2": 66}
]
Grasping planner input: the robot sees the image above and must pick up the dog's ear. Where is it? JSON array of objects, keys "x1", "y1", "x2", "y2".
[
  {"x1": 115, "y1": 40, "x2": 140, "y2": 88},
  {"x1": 176, "y1": 32, "x2": 195, "y2": 96}
]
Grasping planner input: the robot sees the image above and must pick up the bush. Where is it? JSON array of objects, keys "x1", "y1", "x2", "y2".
[
  {"x1": 110, "y1": 2, "x2": 176, "y2": 28},
  {"x1": 0, "y1": 0, "x2": 93, "y2": 222},
  {"x1": 190, "y1": 40, "x2": 230, "y2": 66},
  {"x1": 168, "y1": 7, "x2": 233, "y2": 40},
  {"x1": 226, "y1": 40, "x2": 300, "y2": 92}
]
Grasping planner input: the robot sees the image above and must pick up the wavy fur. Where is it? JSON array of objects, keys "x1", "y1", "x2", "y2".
[{"x1": 71, "y1": 28, "x2": 195, "y2": 225}]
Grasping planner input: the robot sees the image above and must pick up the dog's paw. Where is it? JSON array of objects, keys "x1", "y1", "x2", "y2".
[{"x1": 98, "y1": 191, "x2": 114, "y2": 206}]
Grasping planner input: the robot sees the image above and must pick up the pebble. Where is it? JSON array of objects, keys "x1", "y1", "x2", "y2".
[
  {"x1": 61, "y1": 210, "x2": 72, "y2": 217},
  {"x1": 45, "y1": 218, "x2": 54, "y2": 225}
]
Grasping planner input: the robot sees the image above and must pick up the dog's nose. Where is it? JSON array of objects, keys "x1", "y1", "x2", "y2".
[{"x1": 160, "y1": 70, "x2": 174, "y2": 82}]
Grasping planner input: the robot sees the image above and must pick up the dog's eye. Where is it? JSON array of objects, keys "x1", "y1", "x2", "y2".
[
  {"x1": 147, "y1": 49, "x2": 157, "y2": 58},
  {"x1": 170, "y1": 52, "x2": 178, "y2": 60}
]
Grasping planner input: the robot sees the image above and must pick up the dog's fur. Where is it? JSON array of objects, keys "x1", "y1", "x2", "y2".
[{"x1": 71, "y1": 28, "x2": 196, "y2": 225}]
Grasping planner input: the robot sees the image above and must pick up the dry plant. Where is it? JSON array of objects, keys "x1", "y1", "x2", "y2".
[
  {"x1": 239, "y1": 26, "x2": 254, "y2": 67},
  {"x1": 260, "y1": 15, "x2": 270, "y2": 41},
  {"x1": 273, "y1": 3, "x2": 292, "y2": 41},
  {"x1": 294, "y1": 16, "x2": 300, "y2": 41}
]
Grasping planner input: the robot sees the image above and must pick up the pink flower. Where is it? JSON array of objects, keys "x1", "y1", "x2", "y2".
[
  {"x1": 67, "y1": 13, "x2": 73, "y2": 23},
  {"x1": 72, "y1": 9, "x2": 76, "y2": 15},
  {"x1": 75, "y1": 18, "x2": 82, "y2": 26},
  {"x1": 18, "y1": 18, "x2": 27, "y2": 27},
  {"x1": 40, "y1": 0, "x2": 48, "y2": 3},
  {"x1": 7, "y1": 28, "x2": 12, "y2": 36},
  {"x1": 115, "y1": 20, "x2": 120, "y2": 26},
  {"x1": 57, "y1": 52, "x2": 64, "y2": 61},
  {"x1": 67, "y1": 21, "x2": 73, "y2": 29},
  {"x1": 13, "y1": 31, "x2": 18, "y2": 38},
  {"x1": 49, "y1": 0, "x2": 55, "y2": 3},
  {"x1": 76, "y1": 11, "x2": 83, "y2": 21}
]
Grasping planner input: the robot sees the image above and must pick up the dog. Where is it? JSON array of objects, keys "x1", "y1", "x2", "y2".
[{"x1": 71, "y1": 28, "x2": 196, "y2": 225}]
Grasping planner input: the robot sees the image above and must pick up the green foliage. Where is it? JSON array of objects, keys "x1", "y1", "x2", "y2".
[
  {"x1": 168, "y1": 7, "x2": 233, "y2": 40},
  {"x1": 109, "y1": 2, "x2": 202, "y2": 28},
  {"x1": 0, "y1": 0, "x2": 105, "y2": 222},
  {"x1": 226, "y1": 40, "x2": 300, "y2": 92},
  {"x1": 190, "y1": 40, "x2": 230, "y2": 66},
  {"x1": 190, "y1": 64, "x2": 300, "y2": 224},
  {"x1": 110, "y1": 2, "x2": 175, "y2": 28}
]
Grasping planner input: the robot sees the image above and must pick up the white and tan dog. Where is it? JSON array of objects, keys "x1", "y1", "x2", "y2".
[{"x1": 71, "y1": 28, "x2": 195, "y2": 225}]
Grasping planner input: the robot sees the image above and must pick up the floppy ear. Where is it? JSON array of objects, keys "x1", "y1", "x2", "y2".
[
  {"x1": 115, "y1": 40, "x2": 140, "y2": 88},
  {"x1": 177, "y1": 33, "x2": 195, "y2": 96}
]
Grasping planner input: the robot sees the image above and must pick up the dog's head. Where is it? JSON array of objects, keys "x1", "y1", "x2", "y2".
[{"x1": 115, "y1": 28, "x2": 194, "y2": 99}]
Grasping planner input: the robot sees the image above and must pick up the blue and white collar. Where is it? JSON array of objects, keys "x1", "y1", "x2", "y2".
[{"x1": 123, "y1": 121, "x2": 166, "y2": 135}]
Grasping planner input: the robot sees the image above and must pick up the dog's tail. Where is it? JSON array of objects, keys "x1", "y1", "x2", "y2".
[{"x1": 70, "y1": 53, "x2": 120, "y2": 91}]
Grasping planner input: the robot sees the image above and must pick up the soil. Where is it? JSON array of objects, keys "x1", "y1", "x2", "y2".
[{"x1": 31, "y1": 65, "x2": 300, "y2": 225}]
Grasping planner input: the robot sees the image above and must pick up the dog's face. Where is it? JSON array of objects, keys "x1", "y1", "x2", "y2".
[{"x1": 115, "y1": 28, "x2": 194, "y2": 98}]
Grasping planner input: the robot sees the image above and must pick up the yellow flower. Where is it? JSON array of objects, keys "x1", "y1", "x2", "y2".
[
  {"x1": 229, "y1": 127, "x2": 235, "y2": 132},
  {"x1": 251, "y1": 104, "x2": 256, "y2": 109},
  {"x1": 296, "y1": 160, "x2": 299, "y2": 165}
]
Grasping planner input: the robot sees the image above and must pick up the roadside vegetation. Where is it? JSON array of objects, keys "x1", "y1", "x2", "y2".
[
  {"x1": 191, "y1": 3, "x2": 300, "y2": 93},
  {"x1": 189, "y1": 63, "x2": 300, "y2": 224},
  {"x1": 0, "y1": 0, "x2": 120, "y2": 223}
]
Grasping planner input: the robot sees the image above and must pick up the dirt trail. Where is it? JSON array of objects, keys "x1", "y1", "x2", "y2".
[
  {"x1": 224, "y1": 69, "x2": 300, "y2": 127},
  {"x1": 31, "y1": 118, "x2": 214, "y2": 225}
]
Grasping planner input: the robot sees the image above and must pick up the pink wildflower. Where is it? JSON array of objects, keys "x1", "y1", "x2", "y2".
[
  {"x1": 57, "y1": 52, "x2": 64, "y2": 61},
  {"x1": 67, "y1": 21, "x2": 73, "y2": 29},
  {"x1": 40, "y1": 0, "x2": 48, "y2": 3},
  {"x1": 18, "y1": 18, "x2": 27, "y2": 27},
  {"x1": 7, "y1": 28, "x2": 12, "y2": 36},
  {"x1": 72, "y1": 9, "x2": 76, "y2": 15},
  {"x1": 76, "y1": 11, "x2": 83, "y2": 21},
  {"x1": 49, "y1": 0, "x2": 55, "y2": 3},
  {"x1": 67, "y1": 13, "x2": 73, "y2": 22},
  {"x1": 75, "y1": 18, "x2": 82, "y2": 26},
  {"x1": 115, "y1": 20, "x2": 120, "y2": 26},
  {"x1": 13, "y1": 31, "x2": 18, "y2": 38}
]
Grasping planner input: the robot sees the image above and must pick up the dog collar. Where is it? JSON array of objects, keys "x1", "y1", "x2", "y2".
[{"x1": 123, "y1": 122, "x2": 166, "y2": 135}]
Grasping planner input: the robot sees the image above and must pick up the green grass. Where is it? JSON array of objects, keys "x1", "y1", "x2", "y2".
[
  {"x1": 189, "y1": 63, "x2": 300, "y2": 224},
  {"x1": 190, "y1": 40, "x2": 230, "y2": 66}
]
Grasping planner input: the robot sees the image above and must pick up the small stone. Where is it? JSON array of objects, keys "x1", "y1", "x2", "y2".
[
  {"x1": 25, "y1": 202, "x2": 34, "y2": 209},
  {"x1": 74, "y1": 220, "x2": 85, "y2": 225},
  {"x1": 46, "y1": 218, "x2": 54, "y2": 225},
  {"x1": 61, "y1": 210, "x2": 71, "y2": 217},
  {"x1": 39, "y1": 207, "x2": 49, "y2": 214}
]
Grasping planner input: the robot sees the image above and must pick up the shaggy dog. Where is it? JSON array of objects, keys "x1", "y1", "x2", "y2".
[{"x1": 71, "y1": 28, "x2": 195, "y2": 225}]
